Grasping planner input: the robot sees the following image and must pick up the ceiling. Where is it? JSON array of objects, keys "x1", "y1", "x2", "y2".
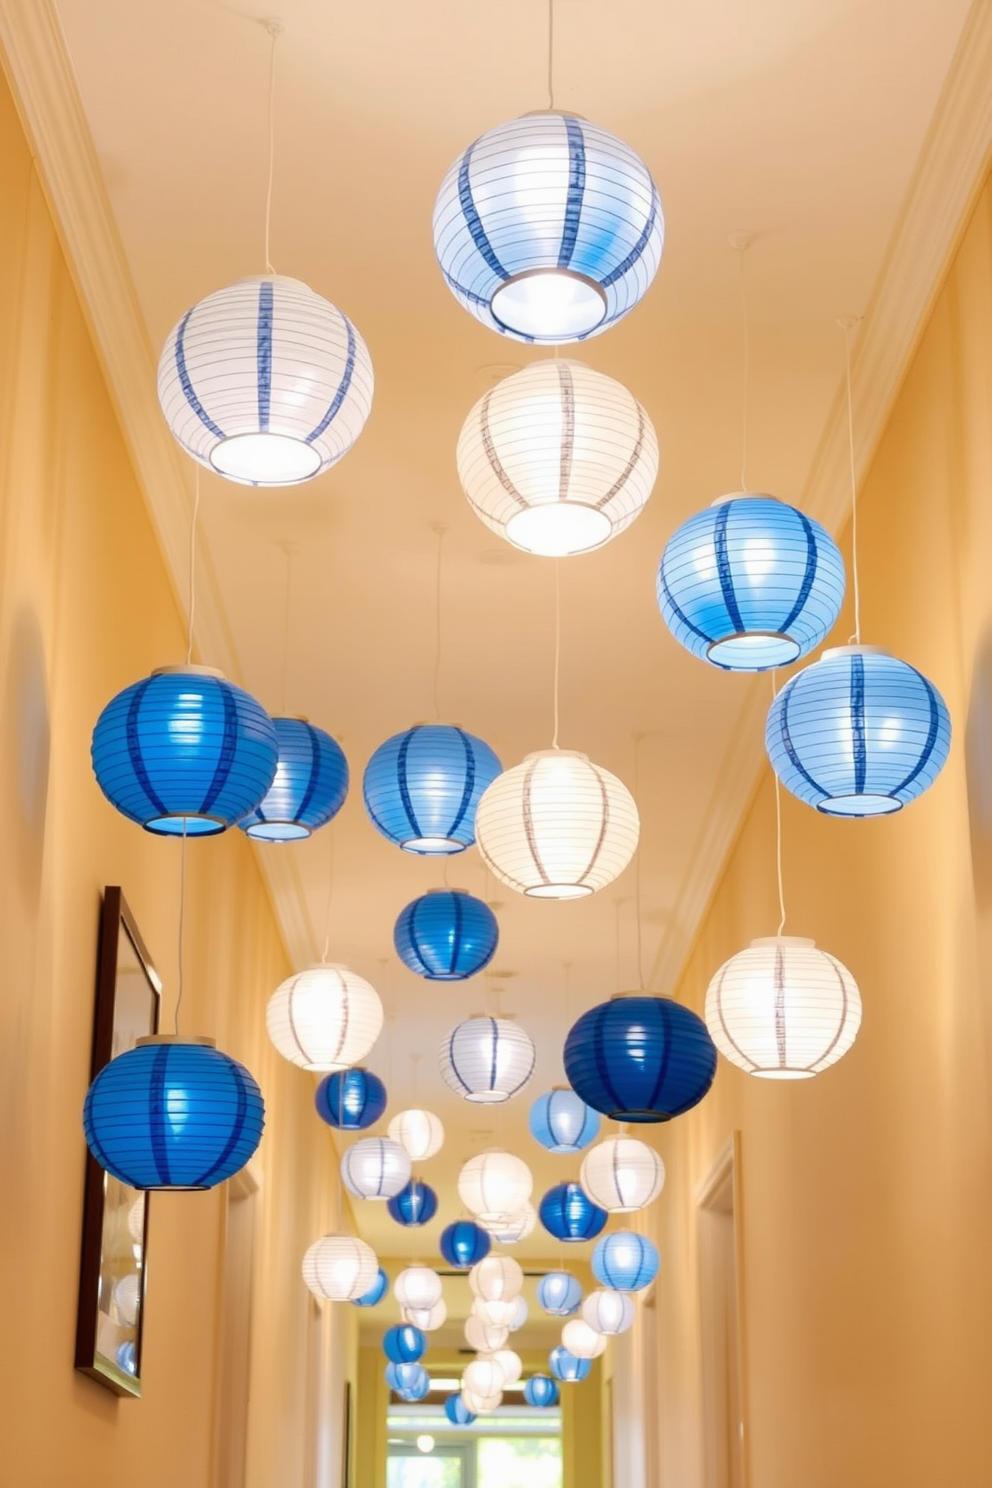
[{"x1": 50, "y1": 0, "x2": 974, "y2": 1285}]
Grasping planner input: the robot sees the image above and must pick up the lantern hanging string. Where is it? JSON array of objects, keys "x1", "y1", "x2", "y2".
[
  {"x1": 841, "y1": 315, "x2": 863, "y2": 644},
  {"x1": 633, "y1": 732, "x2": 646, "y2": 989},
  {"x1": 280, "y1": 542, "x2": 297, "y2": 716},
  {"x1": 732, "y1": 233, "x2": 752, "y2": 493},
  {"x1": 772, "y1": 673, "x2": 787, "y2": 937},
  {"x1": 186, "y1": 468, "x2": 200, "y2": 666},
  {"x1": 547, "y1": 0, "x2": 556, "y2": 111},
  {"x1": 432, "y1": 523, "x2": 447, "y2": 721},
  {"x1": 321, "y1": 824, "x2": 335, "y2": 962},
  {"x1": 262, "y1": 19, "x2": 283, "y2": 275}
]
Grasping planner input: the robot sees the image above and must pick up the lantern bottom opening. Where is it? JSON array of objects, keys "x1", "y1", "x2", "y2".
[
  {"x1": 210, "y1": 431, "x2": 323, "y2": 485},
  {"x1": 707, "y1": 632, "x2": 801, "y2": 670},
  {"x1": 525, "y1": 883, "x2": 594, "y2": 900},
  {"x1": 815, "y1": 793, "x2": 903, "y2": 817},
  {"x1": 401, "y1": 835, "x2": 468, "y2": 855},
  {"x1": 491, "y1": 269, "x2": 607, "y2": 341},
  {"x1": 504, "y1": 502, "x2": 613, "y2": 557},
  {"x1": 464, "y1": 1090, "x2": 513, "y2": 1104},
  {"x1": 145, "y1": 812, "x2": 227, "y2": 837},
  {"x1": 603, "y1": 1107, "x2": 672, "y2": 1123},
  {"x1": 752, "y1": 1068, "x2": 816, "y2": 1080},
  {"x1": 244, "y1": 820, "x2": 311, "y2": 842}
]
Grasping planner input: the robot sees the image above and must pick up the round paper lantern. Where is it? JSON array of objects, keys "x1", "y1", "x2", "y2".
[
  {"x1": 127, "y1": 1196, "x2": 145, "y2": 1245},
  {"x1": 457, "y1": 361, "x2": 658, "y2": 556},
  {"x1": 705, "y1": 936, "x2": 862, "y2": 1078},
  {"x1": 388, "y1": 1180, "x2": 439, "y2": 1227},
  {"x1": 315, "y1": 1068, "x2": 387, "y2": 1130},
  {"x1": 341, "y1": 1138, "x2": 411, "y2": 1201},
  {"x1": 491, "y1": 1349, "x2": 522, "y2": 1388},
  {"x1": 471, "y1": 1297, "x2": 518, "y2": 1329},
  {"x1": 462, "y1": 1386, "x2": 503, "y2": 1415},
  {"x1": 116, "y1": 1341, "x2": 137, "y2": 1376},
  {"x1": 303, "y1": 1235, "x2": 379, "y2": 1302},
  {"x1": 529, "y1": 1089, "x2": 601, "y2": 1154},
  {"x1": 440, "y1": 1220, "x2": 491, "y2": 1269},
  {"x1": 524, "y1": 1375, "x2": 559, "y2": 1407},
  {"x1": 383, "y1": 1325, "x2": 427, "y2": 1365},
  {"x1": 509, "y1": 1296, "x2": 528, "y2": 1332},
  {"x1": 482, "y1": 1202, "x2": 537, "y2": 1245},
  {"x1": 114, "y1": 1274, "x2": 140, "y2": 1327},
  {"x1": 464, "y1": 1315, "x2": 510, "y2": 1353},
  {"x1": 388, "y1": 1109, "x2": 444, "y2": 1163},
  {"x1": 433, "y1": 111, "x2": 663, "y2": 343},
  {"x1": 440, "y1": 1016, "x2": 536, "y2": 1103},
  {"x1": 386, "y1": 1361, "x2": 430, "y2": 1400},
  {"x1": 539, "y1": 1183, "x2": 608, "y2": 1242},
  {"x1": 352, "y1": 1267, "x2": 389, "y2": 1308},
  {"x1": 582, "y1": 1289, "x2": 635, "y2": 1336},
  {"x1": 766, "y1": 646, "x2": 951, "y2": 816},
  {"x1": 92, "y1": 666, "x2": 278, "y2": 836},
  {"x1": 657, "y1": 494, "x2": 846, "y2": 671},
  {"x1": 549, "y1": 1346, "x2": 591, "y2": 1383},
  {"x1": 157, "y1": 275, "x2": 373, "y2": 485},
  {"x1": 266, "y1": 964, "x2": 383, "y2": 1072},
  {"x1": 464, "y1": 1358, "x2": 506, "y2": 1400},
  {"x1": 459, "y1": 1151, "x2": 533, "y2": 1223},
  {"x1": 239, "y1": 718, "x2": 348, "y2": 841},
  {"x1": 363, "y1": 725, "x2": 501, "y2": 854},
  {"x1": 445, "y1": 1394, "x2": 476, "y2": 1426},
  {"x1": 562, "y1": 1318, "x2": 607, "y2": 1360},
  {"x1": 580, "y1": 1137, "x2": 665, "y2": 1212},
  {"x1": 538, "y1": 1272, "x2": 583, "y2": 1317},
  {"x1": 470, "y1": 1254, "x2": 524, "y2": 1301},
  {"x1": 591, "y1": 1230, "x2": 659, "y2": 1292},
  {"x1": 403, "y1": 1298, "x2": 447, "y2": 1332},
  {"x1": 564, "y1": 995, "x2": 716, "y2": 1122},
  {"x1": 394, "y1": 1267, "x2": 443, "y2": 1313},
  {"x1": 84, "y1": 1036, "x2": 264, "y2": 1190},
  {"x1": 476, "y1": 751, "x2": 639, "y2": 898},
  {"x1": 394, "y1": 889, "x2": 498, "y2": 982}
]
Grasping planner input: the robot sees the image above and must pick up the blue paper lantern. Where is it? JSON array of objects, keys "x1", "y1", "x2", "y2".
[
  {"x1": 524, "y1": 1375, "x2": 559, "y2": 1408},
  {"x1": 240, "y1": 718, "x2": 348, "y2": 841},
  {"x1": 657, "y1": 495, "x2": 846, "y2": 672},
  {"x1": 91, "y1": 665, "x2": 278, "y2": 836},
  {"x1": 394, "y1": 890, "x2": 499, "y2": 980},
  {"x1": 445, "y1": 1393, "x2": 476, "y2": 1425},
  {"x1": 363, "y1": 725, "x2": 501, "y2": 855},
  {"x1": 539, "y1": 1183, "x2": 608, "y2": 1243},
  {"x1": 383, "y1": 1325, "x2": 427, "y2": 1364},
  {"x1": 529, "y1": 1089, "x2": 600, "y2": 1153},
  {"x1": 83, "y1": 1036, "x2": 264, "y2": 1190},
  {"x1": 386, "y1": 1362, "x2": 430, "y2": 1400},
  {"x1": 314, "y1": 1068, "x2": 387, "y2": 1131},
  {"x1": 439, "y1": 1220, "x2": 491, "y2": 1269},
  {"x1": 592, "y1": 1230, "x2": 660, "y2": 1292},
  {"x1": 352, "y1": 1267, "x2": 389, "y2": 1308},
  {"x1": 537, "y1": 1272, "x2": 583, "y2": 1317},
  {"x1": 564, "y1": 996, "x2": 717, "y2": 1123},
  {"x1": 549, "y1": 1346, "x2": 591, "y2": 1383},
  {"x1": 116, "y1": 1340, "x2": 137, "y2": 1376},
  {"x1": 387, "y1": 1180, "x2": 439, "y2": 1228},
  {"x1": 766, "y1": 645, "x2": 952, "y2": 816}
]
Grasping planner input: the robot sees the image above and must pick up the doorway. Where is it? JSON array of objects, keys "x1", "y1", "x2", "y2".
[{"x1": 387, "y1": 1444, "x2": 475, "y2": 1488}]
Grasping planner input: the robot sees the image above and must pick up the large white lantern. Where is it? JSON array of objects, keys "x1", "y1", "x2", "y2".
[
  {"x1": 157, "y1": 276, "x2": 373, "y2": 486},
  {"x1": 302, "y1": 1235, "x2": 378, "y2": 1301},
  {"x1": 266, "y1": 964, "x2": 383, "y2": 1072},
  {"x1": 462, "y1": 1385, "x2": 503, "y2": 1415},
  {"x1": 470, "y1": 1254, "x2": 524, "y2": 1301},
  {"x1": 482, "y1": 1203, "x2": 538, "y2": 1245},
  {"x1": 582, "y1": 1289, "x2": 635, "y2": 1336},
  {"x1": 464, "y1": 1358, "x2": 506, "y2": 1399},
  {"x1": 476, "y1": 751, "x2": 639, "y2": 898},
  {"x1": 459, "y1": 1151, "x2": 534, "y2": 1224},
  {"x1": 580, "y1": 1138, "x2": 665, "y2": 1213},
  {"x1": 457, "y1": 361, "x2": 658, "y2": 557},
  {"x1": 388, "y1": 1108, "x2": 445, "y2": 1161},
  {"x1": 472, "y1": 1297, "x2": 518, "y2": 1329},
  {"x1": 341, "y1": 1138, "x2": 411, "y2": 1200},
  {"x1": 394, "y1": 1266, "x2": 443, "y2": 1313},
  {"x1": 440, "y1": 1016, "x2": 536, "y2": 1103},
  {"x1": 464, "y1": 1315, "x2": 511, "y2": 1353},
  {"x1": 704, "y1": 937, "x2": 862, "y2": 1079},
  {"x1": 404, "y1": 1298, "x2": 448, "y2": 1332},
  {"x1": 490, "y1": 1349, "x2": 523, "y2": 1388},
  {"x1": 562, "y1": 1317, "x2": 608, "y2": 1359}
]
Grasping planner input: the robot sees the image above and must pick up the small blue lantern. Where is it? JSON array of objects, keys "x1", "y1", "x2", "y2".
[
  {"x1": 549, "y1": 1346, "x2": 591, "y2": 1383},
  {"x1": 240, "y1": 718, "x2": 348, "y2": 840},
  {"x1": 116, "y1": 1340, "x2": 137, "y2": 1376},
  {"x1": 352, "y1": 1267, "x2": 389, "y2": 1308},
  {"x1": 592, "y1": 1230, "x2": 659, "y2": 1292},
  {"x1": 445, "y1": 1393, "x2": 476, "y2": 1425},
  {"x1": 564, "y1": 995, "x2": 716, "y2": 1123},
  {"x1": 524, "y1": 1375, "x2": 559, "y2": 1408},
  {"x1": 657, "y1": 495, "x2": 846, "y2": 672},
  {"x1": 529, "y1": 1089, "x2": 600, "y2": 1153},
  {"x1": 537, "y1": 1272, "x2": 583, "y2": 1317},
  {"x1": 766, "y1": 645, "x2": 952, "y2": 816},
  {"x1": 363, "y1": 725, "x2": 501, "y2": 855},
  {"x1": 314, "y1": 1068, "x2": 387, "y2": 1131},
  {"x1": 387, "y1": 1180, "x2": 439, "y2": 1228},
  {"x1": 385, "y1": 1362, "x2": 430, "y2": 1400},
  {"x1": 539, "y1": 1183, "x2": 608, "y2": 1243},
  {"x1": 92, "y1": 665, "x2": 278, "y2": 835},
  {"x1": 440, "y1": 1220, "x2": 491, "y2": 1269},
  {"x1": 83, "y1": 1036, "x2": 264, "y2": 1190},
  {"x1": 394, "y1": 889, "x2": 499, "y2": 980},
  {"x1": 383, "y1": 1325, "x2": 427, "y2": 1365}
]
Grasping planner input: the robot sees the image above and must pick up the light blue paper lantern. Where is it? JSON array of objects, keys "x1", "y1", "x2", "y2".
[
  {"x1": 591, "y1": 1230, "x2": 659, "y2": 1292},
  {"x1": 537, "y1": 1272, "x2": 583, "y2": 1318},
  {"x1": 385, "y1": 1361, "x2": 430, "y2": 1400},
  {"x1": 549, "y1": 1346, "x2": 591, "y2": 1383},
  {"x1": 394, "y1": 890, "x2": 499, "y2": 980},
  {"x1": 383, "y1": 1325, "x2": 427, "y2": 1365},
  {"x1": 352, "y1": 1267, "x2": 389, "y2": 1308},
  {"x1": 363, "y1": 725, "x2": 501, "y2": 855},
  {"x1": 657, "y1": 495, "x2": 846, "y2": 671},
  {"x1": 529, "y1": 1089, "x2": 601, "y2": 1153},
  {"x1": 387, "y1": 1180, "x2": 439, "y2": 1228},
  {"x1": 766, "y1": 645, "x2": 952, "y2": 816},
  {"x1": 524, "y1": 1374, "x2": 559, "y2": 1408},
  {"x1": 240, "y1": 718, "x2": 348, "y2": 841},
  {"x1": 445, "y1": 1393, "x2": 477, "y2": 1425}
]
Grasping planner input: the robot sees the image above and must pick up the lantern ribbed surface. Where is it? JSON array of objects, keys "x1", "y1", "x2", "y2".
[
  {"x1": 440, "y1": 1016, "x2": 536, "y2": 1104},
  {"x1": 579, "y1": 1137, "x2": 666, "y2": 1212},
  {"x1": 470, "y1": 1255, "x2": 524, "y2": 1301},
  {"x1": 394, "y1": 1266, "x2": 443, "y2": 1313},
  {"x1": 564, "y1": 995, "x2": 717, "y2": 1122},
  {"x1": 539, "y1": 1182, "x2": 608, "y2": 1242},
  {"x1": 404, "y1": 1298, "x2": 448, "y2": 1332},
  {"x1": 705, "y1": 936, "x2": 862, "y2": 1078},
  {"x1": 341, "y1": 1138, "x2": 411, "y2": 1201},
  {"x1": 582, "y1": 1289, "x2": 636, "y2": 1336},
  {"x1": 464, "y1": 1358, "x2": 506, "y2": 1400},
  {"x1": 388, "y1": 1108, "x2": 445, "y2": 1162},
  {"x1": 464, "y1": 1315, "x2": 510, "y2": 1353},
  {"x1": 352, "y1": 1267, "x2": 389, "y2": 1308},
  {"x1": 83, "y1": 1037, "x2": 264, "y2": 1190},
  {"x1": 386, "y1": 1361, "x2": 430, "y2": 1400},
  {"x1": 445, "y1": 1394, "x2": 476, "y2": 1426},
  {"x1": 538, "y1": 1272, "x2": 583, "y2": 1317},
  {"x1": 458, "y1": 1150, "x2": 533, "y2": 1223},
  {"x1": 266, "y1": 964, "x2": 383, "y2": 1072},
  {"x1": 240, "y1": 718, "x2": 348, "y2": 841},
  {"x1": 657, "y1": 495, "x2": 846, "y2": 670},
  {"x1": 529, "y1": 1089, "x2": 601, "y2": 1153},
  {"x1": 387, "y1": 1179, "x2": 439, "y2": 1227},
  {"x1": 92, "y1": 666, "x2": 278, "y2": 836},
  {"x1": 766, "y1": 646, "x2": 951, "y2": 816},
  {"x1": 383, "y1": 1325, "x2": 427, "y2": 1364},
  {"x1": 157, "y1": 276, "x2": 373, "y2": 485},
  {"x1": 549, "y1": 1346, "x2": 591, "y2": 1383},
  {"x1": 457, "y1": 361, "x2": 658, "y2": 556},
  {"x1": 491, "y1": 1349, "x2": 523, "y2": 1387},
  {"x1": 314, "y1": 1068, "x2": 387, "y2": 1130},
  {"x1": 462, "y1": 1386, "x2": 503, "y2": 1415},
  {"x1": 524, "y1": 1375, "x2": 559, "y2": 1407},
  {"x1": 471, "y1": 1296, "x2": 518, "y2": 1329},
  {"x1": 591, "y1": 1230, "x2": 659, "y2": 1292},
  {"x1": 394, "y1": 890, "x2": 499, "y2": 980},
  {"x1": 363, "y1": 725, "x2": 502, "y2": 854},
  {"x1": 303, "y1": 1235, "x2": 379, "y2": 1302},
  {"x1": 481, "y1": 1202, "x2": 537, "y2": 1244},
  {"x1": 476, "y1": 750, "x2": 639, "y2": 898},
  {"x1": 562, "y1": 1318, "x2": 607, "y2": 1360},
  {"x1": 433, "y1": 112, "x2": 663, "y2": 343},
  {"x1": 440, "y1": 1220, "x2": 491, "y2": 1269}
]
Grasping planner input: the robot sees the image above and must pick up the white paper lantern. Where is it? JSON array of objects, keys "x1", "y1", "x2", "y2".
[
  {"x1": 582, "y1": 1289, "x2": 636, "y2": 1336},
  {"x1": 341, "y1": 1138, "x2": 411, "y2": 1200},
  {"x1": 580, "y1": 1138, "x2": 665, "y2": 1213},
  {"x1": 476, "y1": 751, "x2": 639, "y2": 899},
  {"x1": 157, "y1": 276, "x2": 373, "y2": 486},
  {"x1": 705, "y1": 936, "x2": 862, "y2": 1079},
  {"x1": 403, "y1": 1298, "x2": 448, "y2": 1332},
  {"x1": 464, "y1": 1358, "x2": 506, "y2": 1399},
  {"x1": 302, "y1": 1235, "x2": 379, "y2": 1301},
  {"x1": 509, "y1": 1296, "x2": 528, "y2": 1332},
  {"x1": 388, "y1": 1108, "x2": 445, "y2": 1161},
  {"x1": 266, "y1": 964, "x2": 383, "y2": 1072},
  {"x1": 114, "y1": 1274, "x2": 140, "y2": 1327},
  {"x1": 127, "y1": 1196, "x2": 145, "y2": 1245},
  {"x1": 482, "y1": 1202, "x2": 538, "y2": 1245},
  {"x1": 464, "y1": 1315, "x2": 511, "y2": 1353},
  {"x1": 458, "y1": 1151, "x2": 534, "y2": 1224},
  {"x1": 440, "y1": 1016, "x2": 536, "y2": 1104},
  {"x1": 562, "y1": 1318, "x2": 608, "y2": 1359},
  {"x1": 394, "y1": 1266, "x2": 443, "y2": 1313},
  {"x1": 462, "y1": 1386, "x2": 503, "y2": 1415},
  {"x1": 490, "y1": 1348, "x2": 523, "y2": 1387},
  {"x1": 472, "y1": 1297, "x2": 519, "y2": 1329},
  {"x1": 469, "y1": 1254, "x2": 524, "y2": 1302}
]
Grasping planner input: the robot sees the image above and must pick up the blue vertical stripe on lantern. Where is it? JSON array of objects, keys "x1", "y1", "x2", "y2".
[
  {"x1": 564, "y1": 996, "x2": 717, "y2": 1122},
  {"x1": 385, "y1": 1362, "x2": 430, "y2": 1399},
  {"x1": 363, "y1": 725, "x2": 501, "y2": 854},
  {"x1": 240, "y1": 718, "x2": 349, "y2": 841},
  {"x1": 592, "y1": 1230, "x2": 659, "y2": 1291},
  {"x1": 445, "y1": 1394, "x2": 477, "y2": 1425},
  {"x1": 387, "y1": 1180, "x2": 439, "y2": 1228},
  {"x1": 352, "y1": 1267, "x2": 389, "y2": 1307},
  {"x1": 765, "y1": 646, "x2": 952, "y2": 816},
  {"x1": 657, "y1": 495, "x2": 846, "y2": 671},
  {"x1": 83, "y1": 1037, "x2": 264, "y2": 1190},
  {"x1": 314, "y1": 1069, "x2": 387, "y2": 1131},
  {"x1": 537, "y1": 1272, "x2": 583, "y2": 1317},
  {"x1": 439, "y1": 1220, "x2": 492, "y2": 1269},
  {"x1": 383, "y1": 1325, "x2": 427, "y2": 1364},
  {"x1": 394, "y1": 889, "x2": 499, "y2": 980},
  {"x1": 548, "y1": 1346, "x2": 591, "y2": 1383},
  {"x1": 539, "y1": 1182, "x2": 608, "y2": 1242},
  {"x1": 524, "y1": 1375, "x2": 559, "y2": 1408},
  {"x1": 92, "y1": 666, "x2": 278, "y2": 835},
  {"x1": 529, "y1": 1089, "x2": 601, "y2": 1153}
]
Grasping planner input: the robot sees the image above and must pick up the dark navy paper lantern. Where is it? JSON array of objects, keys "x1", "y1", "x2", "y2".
[
  {"x1": 592, "y1": 1230, "x2": 659, "y2": 1292},
  {"x1": 445, "y1": 1393, "x2": 476, "y2": 1425},
  {"x1": 549, "y1": 1346, "x2": 591, "y2": 1383},
  {"x1": 383, "y1": 1325, "x2": 427, "y2": 1365},
  {"x1": 83, "y1": 1037, "x2": 264, "y2": 1190},
  {"x1": 314, "y1": 1068, "x2": 387, "y2": 1131},
  {"x1": 352, "y1": 1267, "x2": 389, "y2": 1307},
  {"x1": 385, "y1": 1362, "x2": 430, "y2": 1400},
  {"x1": 766, "y1": 645, "x2": 952, "y2": 817},
  {"x1": 440, "y1": 1220, "x2": 491, "y2": 1269},
  {"x1": 240, "y1": 717, "x2": 348, "y2": 841},
  {"x1": 92, "y1": 665, "x2": 278, "y2": 835},
  {"x1": 657, "y1": 495, "x2": 846, "y2": 672},
  {"x1": 363, "y1": 725, "x2": 501, "y2": 854},
  {"x1": 388, "y1": 1180, "x2": 439, "y2": 1228},
  {"x1": 539, "y1": 1183, "x2": 608, "y2": 1243},
  {"x1": 524, "y1": 1374, "x2": 559, "y2": 1408},
  {"x1": 529, "y1": 1089, "x2": 600, "y2": 1153},
  {"x1": 394, "y1": 890, "x2": 499, "y2": 980},
  {"x1": 537, "y1": 1272, "x2": 583, "y2": 1317},
  {"x1": 564, "y1": 995, "x2": 717, "y2": 1123}
]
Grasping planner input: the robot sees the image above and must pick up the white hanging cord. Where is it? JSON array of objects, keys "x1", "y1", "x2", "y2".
[
  {"x1": 262, "y1": 19, "x2": 283, "y2": 275},
  {"x1": 174, "y1": 823, "x2": 188, "y2": 1035},
  {"x1": 771, "y1": 673, "x2": 787, "y2": 937},
  {"x1": 279, "y1": 542, "x2": 297, "y2": 717},
  {"x1": 547, "y1": 0, "x2": 556, "y2": 110},
  {"x1": 410, "y1": 1052, "x2": 421, "y2": 1102},
  {"x1": 551, "y1": 559, "x2": 562, "y2": 748},
  {"x1": 185, "y1": 469, "x2": 200, "y2": 666},
  {"x1": 431, "y1": 523, "x2": 447, "y2": 721},
  {"x1": 840, "y1": 316, "x2": 862, "y2": 644},
  {"x1": 320, "y1": 826, "x2": 335, "y2": 962},
  {"x1": 731, "y1": 233, "x2": 752, "y2": 493},
  {"x1": 633, "y1": 733, "x2": 646, "y2": 990},
  {"x1": 613, "y1": 899, "x2": 623, "y2": 989}
]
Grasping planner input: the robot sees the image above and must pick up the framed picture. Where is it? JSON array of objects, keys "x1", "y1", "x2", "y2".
[{"x1": 74, "y1": 887, "x2": 161, "y2": 1396}]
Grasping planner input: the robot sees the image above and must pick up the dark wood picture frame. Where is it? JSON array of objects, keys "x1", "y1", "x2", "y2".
[{"x1": 75, "y1": 887, "x2": 161, "y2": 1396}]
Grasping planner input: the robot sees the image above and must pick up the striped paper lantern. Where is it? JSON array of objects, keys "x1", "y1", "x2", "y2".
[
  {"x1": 582, "y1": 1289, "x2": 636, "y2": 1336},
  {"x1": 469, "y1": 1254, "x2": 524, "y2": 1301},
  {"x1": 394, "y1": 890, "x2": 499, "y2": 981},
  {"x1": 440, "y1": 1016, "x2": 536, "y2": 1104},
  {"x1": 481, "y1": 1202, "x2": 537, "y2": 1245},
  {"x1": 524, "y1": 1375, "x2": 559, "y2": 1407},
  {"x1": 579, "y1": 1137, "x2": 665, "y2": 1213},
  {"x1": 388, "y1": 1108, "x2": 445, "y2": 1162},
  {"x1": 239, "y1": 718, "x2": 348, "y2": 841},
  {"x1": 591, "y1": 1230, "x2": 659, "y2": 1292},
  {"x1": 403, "y1": 1298, "x2": 448, "y2": 1332},
  {"x1": 565, "y1": 995, "x2": 716, "y2": 1122},
  {"x1": 340, "y1": 1138, "x2": 411, "y2": 1201},
  {"x1": 549, "y1": 1346, "x2": 591, "y2": 1383},
  {"x1": 490, "y1": 1349, "x2": 523, "y2": 1388},
  {"x1": 464, "y1": 1315, "x2": 510, "y2": 1354},
  {"x1": 266, "y1": 965, "x2": 383, "y2": 1072},
  {"x1": 393, "y1": 1267, "x2": 443, "y2": 1313},
  {"x1": 386, "y1": 1362, "x2": 430, "y2": 1400},
  {"x1": 462, "y1": 1385, "x2": 503, "y2": 1415},
  {"x1": 439, "y1": 1220, "x2": 491, "y2": 1269},
  {"x1": 387, "y1": 1180, "x2": 439, "y2": 1228},
  {"x1": 539, "y1": 1183, "x2": 608, "y2": 1243},
  {"x1": 383, "y1": 1325, "x2": 427, "y2": 1364},
  {"x1": 458, "y1": 1151, "x2": 533, "y2": 1224},
  {"x1": 562, "y1": 1318, "x2": 607, "y2": 1360},
  {"x1": 537, "y1": 1272, "x2": 583, "y2": 1317},
  {"x1": 351, "y1": 1267, "x2": 389, "y2": 1308},
  {"x1": 314, "y1": 1068, "x2": 387, "y2": 1130},
  {"x1": 303, "y1": 1235, "x2": 379, "y2": 1302},
  {"x1": 363, "y1": 725, "x2": 502, "y2": 855},
  {"x1": 530, "y1": 1089, "x2": 601, "y2": 1153},
  {"x1": 445, "y1": 1394, "x2": 476, "y2": 1426},
  {"x1": 471, "y1": 1297, "x2": 518, "y2": 1329}
]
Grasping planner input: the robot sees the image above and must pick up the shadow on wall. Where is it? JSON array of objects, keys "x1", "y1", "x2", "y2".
[{"x1": 0, "y1": 604, "x2": 50, "y2": 905}]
